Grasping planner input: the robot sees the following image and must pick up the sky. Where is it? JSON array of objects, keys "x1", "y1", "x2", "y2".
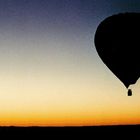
[{"x1": 0, "y1": 0, "x2": 140, "y2": 126}]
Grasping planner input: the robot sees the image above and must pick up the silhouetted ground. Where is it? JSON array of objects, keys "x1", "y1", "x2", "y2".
[{"x1": 0, "y1": 125, "x2": 140, "y2": 138}]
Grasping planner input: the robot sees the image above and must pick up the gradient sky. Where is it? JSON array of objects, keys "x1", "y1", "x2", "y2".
[{"x1": 0, "y1": 0, "x2": 140, "y2": 126}]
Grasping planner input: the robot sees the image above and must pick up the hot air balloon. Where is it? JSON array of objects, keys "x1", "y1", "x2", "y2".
[{"x1": 94, "y1": 13, "x2": 140, "y2": 96}]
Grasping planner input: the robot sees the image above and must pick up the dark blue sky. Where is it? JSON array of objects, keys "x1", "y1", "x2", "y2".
[
  {"x1": 0, "y1": 0, "x2": 140, "y2": 36},
  {"x1": 0, "y1": 0, "x2": 140, "y2": 73}
]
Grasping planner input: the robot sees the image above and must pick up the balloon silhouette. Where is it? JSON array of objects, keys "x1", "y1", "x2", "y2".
[{"x1": 94, "y1": 13, "x2": 140, "y2": 96}]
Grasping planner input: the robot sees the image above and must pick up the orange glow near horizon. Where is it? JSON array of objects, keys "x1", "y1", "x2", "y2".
[
  {"x1": 0, "y1": 76, "x2": 139, "y2": 126},
  {"x1": 0, "y1": 110, "x2": 140, "y2": 126}
]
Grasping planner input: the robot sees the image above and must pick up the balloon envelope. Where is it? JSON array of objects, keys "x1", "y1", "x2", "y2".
[{"x1": 94, "y1": 13, "x2": 140, "y2": 88}]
